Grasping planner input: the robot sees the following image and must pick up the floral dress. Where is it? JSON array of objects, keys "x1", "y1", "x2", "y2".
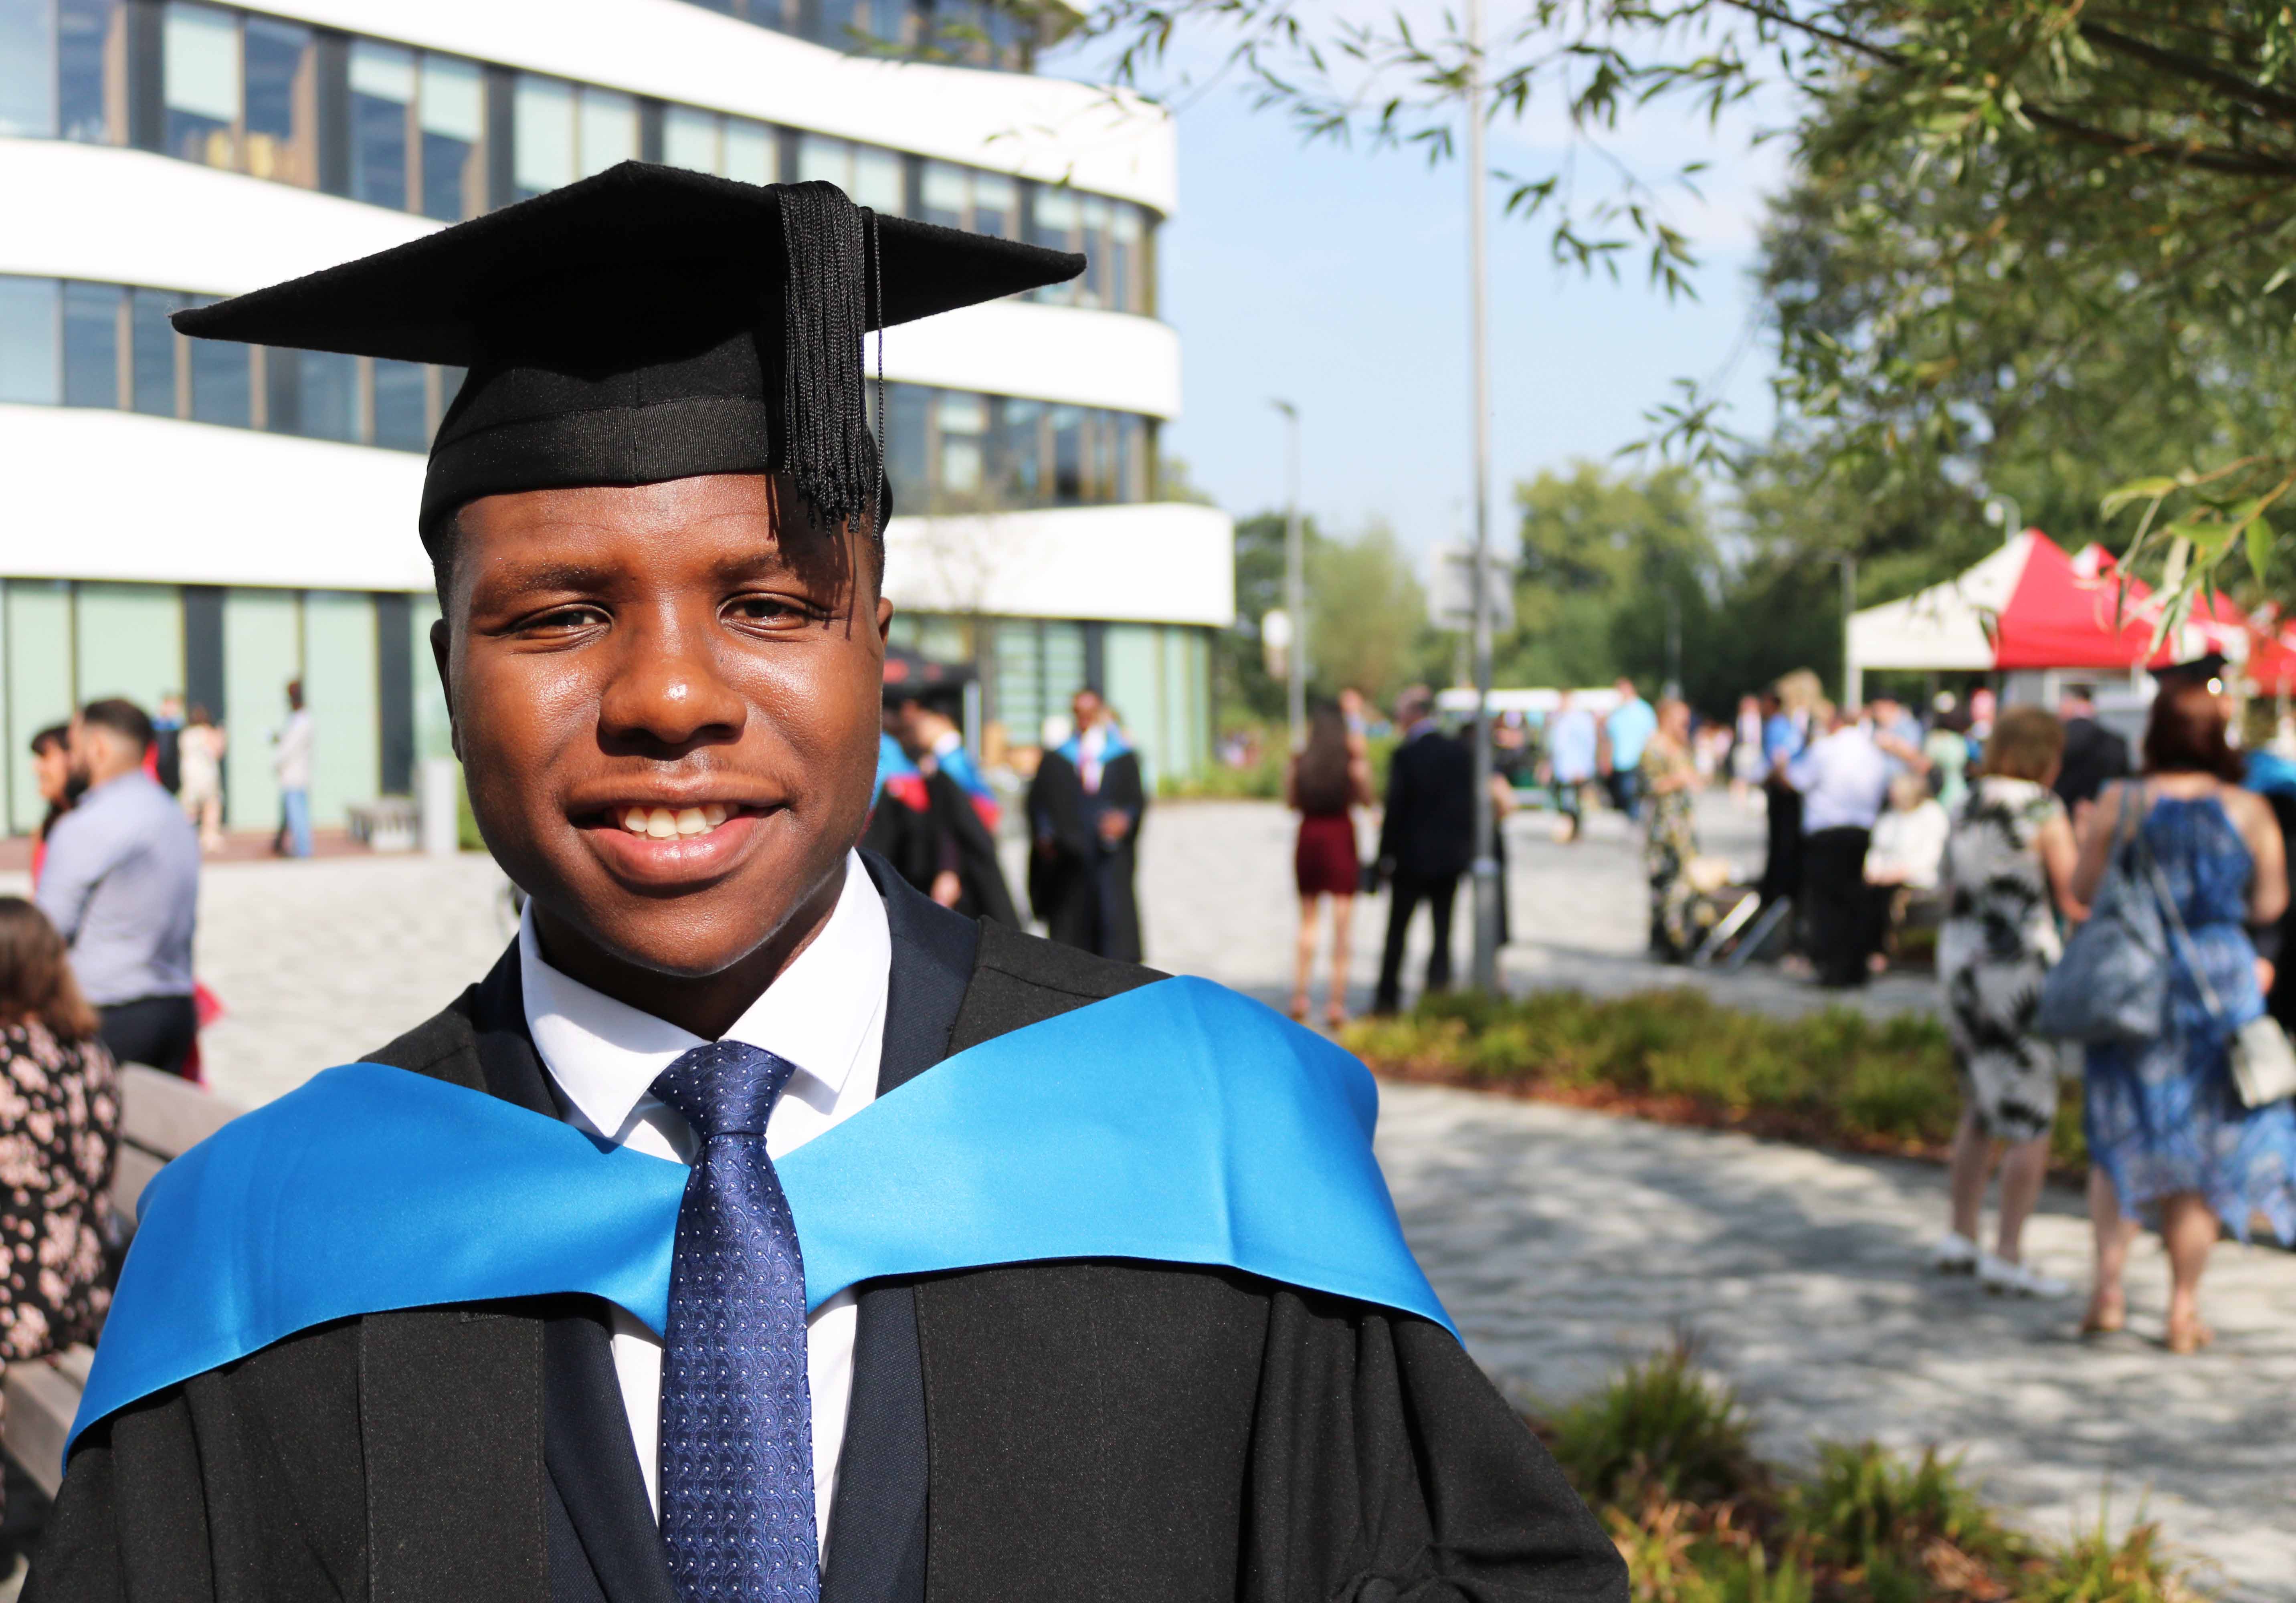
[
  {"x1": 1639, "y1": 739, "x2": 1700, "y2": 958},
  {"x1": 0, "y1": 1022, "x2": 119, "y2": 1361},
  {"x1": 2085, "y1": 791, "x2": 2296, "y2": 1238},
  {"x1": 1937, "y1": 777, "x2": 2068, "y2": 1143}
]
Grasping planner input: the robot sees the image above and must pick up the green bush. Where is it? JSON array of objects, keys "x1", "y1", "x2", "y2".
[
  {"x1": 2021, "y1": 1511, "x2": 2190, "y2": 1603},
  {"x1": 1547, "y1": 1337, "x2": 1762, "y2": 1509},
  {"x1": 1345, "y1": 987, "x2": 2092, "y2": 1173},
  {"x1": 1785, "y1": 1443, "x2": 2018, "y2": 1580}
]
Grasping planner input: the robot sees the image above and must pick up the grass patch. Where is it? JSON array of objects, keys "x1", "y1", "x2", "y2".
[
  {"x1": 1346, "y1": 989, "x2": 2089, "y2": 1174},
  {"x1": 1545, "y1": 1341, "x2": 2202, "y2": 1602}
]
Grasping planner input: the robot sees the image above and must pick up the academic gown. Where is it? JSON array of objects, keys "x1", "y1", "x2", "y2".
[
  {"x1": 1024, "y1": 751, "x2": 1144, "y2": 962},
  {"x1": 861, "y1": 775, "x2": 1019, "y2": 928},
  {"x1": 26, "y1": 857, "x2": 1623, "y2": 1603}
]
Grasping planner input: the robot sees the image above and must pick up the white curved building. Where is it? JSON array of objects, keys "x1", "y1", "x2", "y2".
[{"x1": 0, "y1": 0, "x2": 1229, "y2": 835}]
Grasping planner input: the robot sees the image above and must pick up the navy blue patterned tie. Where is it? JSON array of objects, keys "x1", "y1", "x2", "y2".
[{"x1": 651, "y1": 1041, "x2": 819, "y2": 1603}]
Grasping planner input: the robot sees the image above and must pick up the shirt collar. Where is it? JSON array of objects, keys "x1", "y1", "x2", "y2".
[{"x1": 519, "y1": 852, "x2": 890, "y2": 1144}]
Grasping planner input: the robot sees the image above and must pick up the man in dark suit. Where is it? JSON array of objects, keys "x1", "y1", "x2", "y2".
[
  {"x1": 2054, "y1": 684, "x2": 2131, "y2": 826},
  {"x1": 1373, "y1": 686, "x2": 1475, "y2": 1013},
  {"x1": 1024, "y1": 688, "x2": 1146, "y2": 961}
]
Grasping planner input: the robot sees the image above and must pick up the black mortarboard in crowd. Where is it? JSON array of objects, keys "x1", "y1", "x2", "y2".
[
  {"x1": 881, "y1": 643, "x2": 974, "y2": 706},
  {"x1": 2150, "y1": 650, "x2": 2230, "y2": 692},
  {"x1": 174, "y1": 162, "x2": 1084, "y2": 543}
]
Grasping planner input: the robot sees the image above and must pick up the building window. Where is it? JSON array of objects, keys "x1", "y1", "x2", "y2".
[
  {"x1": 162, "y1": 2, "x2": 237, "y2": 168},
  {"x1": 934, "y1": 391, "x2": 986, "y2": 498},
  {"x1": 997, "y1": 398, "x2": 1042, "y2": 501},
  {"x1": 511, "y1": 74, "x2": 574, "y2": 199},
  {"x1": 130, "y1": 288, "x2": 182, "y2": 416},
  {"x1": 973, "y1": 173, "x2": 1015, "y2": 240},
  {"x1": 188, "y1": 307, "x2": 249, "y2": 426},
  {"x1": 61, "y1": 279, "x2": 119, "y2": 407},
  {"x1": 661, "y1": 103, "x2": 775, "y2": 184},
  {"x1": 370, "y1": 357, "x2": 427, "y2": 450},
  {"x1": 56, "y1": 0, "x2": 118, "y2": 143},
  {"x1": 241, "y1": 16, "x2": 313, "y2": 184},
  {"x1": 0, "y1": 0, "x2": 56, "y2": 136},
  {"x1": 920, "y1": 161, "x2": 966, "y2": 230},
  {"x1": 266, "y1": 347, "x2": 354, "y2": 440},
  {"x1": 576, "y1": 86, "x2": 637, "y2": 178},
  {"x1": 418, "y1": 54, "x2": 484, "y2": 221},
  {"x1": 348, "y1": 41, "x2": 414, "y2": 209},
  {"x1": 0, "y1": 277, "x2": 61, "y2": 405}
]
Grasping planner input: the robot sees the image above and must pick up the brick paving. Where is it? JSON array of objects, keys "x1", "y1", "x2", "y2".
[{"x1": 12, "y1": 796, "x2": 2289, "y2": 1595}]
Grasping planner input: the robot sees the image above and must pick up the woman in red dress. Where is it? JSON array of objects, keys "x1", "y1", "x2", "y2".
[{"x1": 1288, "y1": 702, "x2": 1374, "y2": 1028}]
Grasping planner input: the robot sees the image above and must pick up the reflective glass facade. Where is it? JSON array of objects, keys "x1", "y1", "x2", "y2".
[
  {"x1": 672, "y1": 0, "x2": 1043, "y2": 73},
  {"x1": 0, "y1": 0, "x2": 1158, "y2": 312}
]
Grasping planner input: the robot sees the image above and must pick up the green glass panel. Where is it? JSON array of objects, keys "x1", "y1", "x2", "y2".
[
  {"x1": 303, "y1": 591, "x2": 377, "y2": 828},
  {"x1": 223, "y1": 588, "x2": 300, "y2": 832},
  {"x1": 1101, "y1": 622, "x2": 1161, "y2": 788},
  {"x1": 6, "y1": 583, "x2": 73, "y2": 835},
  {"x1": 410, "y1": 593, "x2": 452, "y2": 761},
  {"x1": 74, "y1": 582, "x2": 184, "y2": 714}
]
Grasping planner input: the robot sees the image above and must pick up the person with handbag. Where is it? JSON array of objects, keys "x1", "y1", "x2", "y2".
[
  {"x1": 1934, "y1": 708, "x2": 2087, "y2": 1296},
  {"x1": 2068, "y1": 680, "x2": 2296, "y2": 1352}
]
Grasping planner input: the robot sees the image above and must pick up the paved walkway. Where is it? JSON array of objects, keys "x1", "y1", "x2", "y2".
[{"x1": 15, "y1": 797, "x2": 2290, "y2": 1593}]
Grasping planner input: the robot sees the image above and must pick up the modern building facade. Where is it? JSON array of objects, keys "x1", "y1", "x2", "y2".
[{"x1": 0, "y1": 0, "x2": 1230, "y2": 837}]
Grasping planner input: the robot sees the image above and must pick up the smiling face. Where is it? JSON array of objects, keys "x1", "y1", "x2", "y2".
[{"x1": 435, "y1": 472, "x2": 889, "y2": 1026}]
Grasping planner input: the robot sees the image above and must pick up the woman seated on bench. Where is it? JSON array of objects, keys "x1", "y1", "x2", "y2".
[
  {"x1": 1865, "y1": 772, "x2": 1950, "y2": 973},
  {"x1": 0, "y1": 897, "x2": 118, "y2": 1519}
]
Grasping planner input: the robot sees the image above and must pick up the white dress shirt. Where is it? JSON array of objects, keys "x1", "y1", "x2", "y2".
[
  {"x1": 1788, "y1": 727, "x2": 1892, "y2": 834},
  {"x1": 518, "y1": 851, "x2": 889, "y2": 1554}
]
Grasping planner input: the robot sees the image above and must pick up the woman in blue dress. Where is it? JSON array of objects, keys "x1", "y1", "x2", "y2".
[{"x1": 2073, "y1": 680, "x2": 2295, "y2": 1351}]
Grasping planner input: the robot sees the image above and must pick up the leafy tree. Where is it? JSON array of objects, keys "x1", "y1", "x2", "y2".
[
  {"x1": 1506, "y1": 460, "x2": 1712, "y2": 690},
  {"x1": 1218, "y1": 510, "x2": 1314, "y2": 724},
  {"x1": 1075, "y1": 0, "x2": 2296, "y2": 611},
  {"x1": 1308, "y1": 521, "x2": 1433, "y2": 703}
]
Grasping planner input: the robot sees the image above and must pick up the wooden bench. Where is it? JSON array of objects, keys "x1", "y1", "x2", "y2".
[{"x1": 4, "y1": 1066, "x2": 246, "y2": 1499}]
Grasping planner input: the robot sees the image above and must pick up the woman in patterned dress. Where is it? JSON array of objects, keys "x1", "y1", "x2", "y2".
[
  {"x1": 2073, "y1": 682, "x2": 2294, "y2": 1352},
  {"x1": 1934, "y1": 708, "x2": 2087, "y2": 1296},
  {"x1": 1639, "y1": 699, "x2": 1702, "y2": 960},
  {"x1": 0, "y1": 896, "x2": 119, "y2": 1510}
]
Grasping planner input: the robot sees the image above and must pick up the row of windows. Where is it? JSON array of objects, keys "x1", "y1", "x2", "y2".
[
  {"x1": 0, "y1": 275, "x2": 1161, "y2": 513},
  {"x1": 675, "y1": 0, "x2": 1042, "y2": 73},
  {"x1": 886, "y1": 387, "x2": 1152, "y2": 513},
  {"x1": 0, "y1": 275, "x2": 459, "y2": 447},
  {"x1": 0, "y1": 0, "x2": 1157, "y2": 314}
]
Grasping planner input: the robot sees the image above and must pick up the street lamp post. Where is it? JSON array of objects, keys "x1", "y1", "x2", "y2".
[
  {"x1": 1273, "y1": 399, "x2": 1306, "y2": 753},
  {"x1": 1465, "y1": 0, "x2": 1500, "y2": 993}
]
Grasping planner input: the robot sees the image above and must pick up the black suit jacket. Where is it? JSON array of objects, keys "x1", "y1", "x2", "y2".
[
  {"x1": 1378, "y1": 727, "x2": 1475, "y2": 881},
  {"x1": 29, "y1": 859, "x2": 1622, "y2": 1603}
]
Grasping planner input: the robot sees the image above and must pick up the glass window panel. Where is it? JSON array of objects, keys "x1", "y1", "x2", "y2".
[
  {"x1": 921, "y1": 163, "x2": 966, "y2": 230},
  {"x1": 130, "y1": 288, "x2": 182, "y2": 415},
  {"x1": 0, "y1": 277, "x2": 60, "y2": 405},
  {"x1": 189, "y1": 331, "x2": 249, "y2": 426},
  {"x1": 972, "y1": 174, "x2": 1015, "y2": 240},
  {"x1": 1118, "y1": 414, "x2": 1146, "y2": 501},
  {"x1": 576, "y1": 87, "x2": 636, "y2": 178},
  {"x1": 348, "y1": 42, "x2": 413, "y2": 208},
  {"x1": 57, "y1": 0, "x2": 119, "y2": 143},
  {"x1": 0, "y1": 0, "x2": 56, "y2": 137},
  {"x1": 266, "y1": 347, "x2": 353, "y2": 439},
  {"x1": 1110, "y1": 204, "x2": 1142, "y2": 313},
  {"x1": 797, "y1": 134, "x2": 848, "y2": 188},
  {"x1": 996, "y1": 398, "x2": 1041, "y2": 503},
  {"x1": 940, "y1": 436, "x2": 982, "y2": 495},
  {"x1": 817, "y1": 0, "x2": 859, "y2": 46},
  {"x1": 1030, "y1": 186, "x2": 1077, "y2": 249},
  {"x1": 662, "y1": 104, "x2": 719, "y2": 174},
  {"x1": 1050, "y1": 405, "x2": 1082, "y2": 503},
  {"x1": 512, "y1": 75, "x2": 574, "y2": 199},
  {"x1": 851, "y1": 146, "x2": 902, "y2": 213},
  {"x1": 163, "y1": 2, "x2": 238, "y2": 168},
  {"x1": 1079, "y1": 196, "x2": 1112, "y2": 307},
  {"x1": 936, "y1": 392, "x2": 987, "y2": 435},
  {"x1": 62, "y1": 281, "x2": 119, "y2": 407},
  {"x1": 372, "y1": 357, "x2": 426, "y2": 450},
  {"x1": 418, "y1": 55, "x2": 483, "y2": 220},
  {"x1": 242, "y1": 18, "x2": 313, "y2": 184},
  {"x1": 867, "y1": 0, "x2": 907, "y2": 47},
  {"x1": 886, "y1": 384, "x2": 928, "y2": 514},
  {"x1": 723, "y1": 117, "x2": 772, "y2": 184}
]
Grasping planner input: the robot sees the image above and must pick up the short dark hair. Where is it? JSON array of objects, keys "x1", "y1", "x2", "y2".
[
  {"x1": 28, "y1": 723, "x2": 67, "y2": 758},
  {"x1": 80, "y1": 697, "x2": 154, "y2": 754},
  {"x1": 2142, "y1": 682, "x2": 2245, "y2": 780}
]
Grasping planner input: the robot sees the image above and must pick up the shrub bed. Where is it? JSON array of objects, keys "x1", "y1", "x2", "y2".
[
  {"x1": 1344, "y1": 989, "x2": 2090, "y2": 1175},
  {"x1": 1544, "y1": 1340, "x2": 2197, "y2": 1601}
]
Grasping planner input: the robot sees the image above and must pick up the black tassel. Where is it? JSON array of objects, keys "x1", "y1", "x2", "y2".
[{"x1": 778, "y1": 181, "x2": 879, "y2": 536}]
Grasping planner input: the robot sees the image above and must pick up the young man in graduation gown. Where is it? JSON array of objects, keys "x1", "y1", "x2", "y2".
[
  {"x1": 1023, "y1": 688, "x2": 1146, "y2": 961},
  {"x1": 27, "y1": 165, "x2": 1624, "y2": 1603},
  {"x1": 863, "y1": 670, "x2": 1018, "y2": 927}
]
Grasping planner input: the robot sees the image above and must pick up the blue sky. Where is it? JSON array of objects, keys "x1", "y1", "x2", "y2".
[{"x1": 1054, "y1": 37, "x2": 1790, "y2": 565}]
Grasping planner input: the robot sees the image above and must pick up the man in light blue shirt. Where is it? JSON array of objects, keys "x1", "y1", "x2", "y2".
[
  {"x1": 1603, "y1": 677, "x2": 1658, "y2": 820},
  {"x1": 36, "y1": 699, "x2": 202, "y2": 1076},
  {"x1": 1543, "y1": 691, "x2": 1599, "y2": 842}
]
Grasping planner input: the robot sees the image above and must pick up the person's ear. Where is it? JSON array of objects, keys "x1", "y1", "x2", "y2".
[
  {"x1": 429, "y1": 618, "x2": 461, "y2": 761},
  {"x1": 876, "y1": 595, "x2": 894, "y2": 647}
]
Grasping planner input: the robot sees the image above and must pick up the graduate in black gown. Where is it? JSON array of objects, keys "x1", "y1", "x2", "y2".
[
  {"x1": 863, "y1": 653, "x2": 1019, "y2": 927},
  {"x1": 1024, "y1": 688, "x2": 1146, "y2": 961},
  {"x1": 28, "y1": 165, "x2": 1624, "y2": 1603}
]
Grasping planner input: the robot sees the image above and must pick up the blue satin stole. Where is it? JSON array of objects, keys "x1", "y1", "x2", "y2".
[{"x1": 70, "y1": 975, "x2": 1452, "y2": 1450}]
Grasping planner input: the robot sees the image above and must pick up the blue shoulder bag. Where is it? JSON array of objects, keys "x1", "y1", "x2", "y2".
[{"x1": 2035, "y1": 782, "x2": 2167, "y2": 1042}]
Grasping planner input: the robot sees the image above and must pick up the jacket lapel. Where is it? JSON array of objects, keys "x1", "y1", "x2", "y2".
[{"x1": 820, "y1": 857, "x2": 979, "y2": 1603}]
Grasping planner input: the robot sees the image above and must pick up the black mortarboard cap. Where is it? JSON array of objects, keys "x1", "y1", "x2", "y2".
[
  {"x1": 2150, "y1": 650, "x2": 2230, "y2": 689},
  {"x1": 881, "y1": 643, "x2": 974, "y2": 705},
  {"x1": 173, "y1": 162, "x2": 1084, "y2": 544}
]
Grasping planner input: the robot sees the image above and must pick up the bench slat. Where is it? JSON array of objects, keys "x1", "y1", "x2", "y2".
[
  {"x1": 110, "y1": 1145, "x2": 166, "y2": 1226},
  {"x1": 6, "y1": 1350, "x2": 91, "y2": 1499},
  {"x1": 117, "y1": 1065, "x2": 241, "y2": 1157}
]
